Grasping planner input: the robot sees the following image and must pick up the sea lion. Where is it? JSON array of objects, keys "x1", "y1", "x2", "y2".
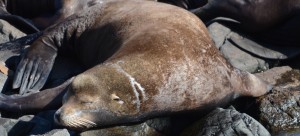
[
  {"x1": 1, "y1": 0, "x2": 91, "y2": 29},
  {"x1": 5, "y1": 0, "x2": 155, "y2": 30},
  {"x1": 3, "y1": 0, "x2": 270, "y2": 130},
  {"x1": 187, "y1": 0, "x2": 300, "y2": 63},
  {"x1": 0, "y1": 0, "x2": 39, "y2": 33},
  {"x1": 157, "y1": 0, "x2": 207, "y2": 9},
  {"x1": 190, "y1": 0, "x2": 300, "y2": 32}
]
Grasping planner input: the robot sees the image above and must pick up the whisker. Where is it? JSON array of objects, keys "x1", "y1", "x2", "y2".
[
  {"x1": 77, "y1": 118, "x2": 96, "y2": 127},
  {"x1": 62, "y1": 114, "x2": 97, "y2": 128}
]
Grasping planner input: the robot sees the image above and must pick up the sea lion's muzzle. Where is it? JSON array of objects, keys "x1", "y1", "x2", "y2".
[{"x1": 54, "y1": 107, "x2": 97, "y2": 130}]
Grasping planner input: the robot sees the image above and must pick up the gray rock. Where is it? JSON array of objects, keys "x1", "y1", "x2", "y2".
[
  {"x1": 258, "y1": 86, "x2": 300, "y2": 135},
  {"x1": 19, "y1": 115, "x2": 52, "y2": 135},
  {"x1": 145, "y1": 117, "x2": 171, "y2": 134},
  {"x1": 220, "y1": 40, "x2": 269, "y2": 73},
  {"x1": 0, "y1": 126, "x2": 7, "y2": 136},
  {"x1": 0, "y1": 19, "x2": 26, "y2": 44},
  {"x1": 273, "y1": 69, "x2": 300, "y2": 87},
  {"x1": 255, "y1": 66, "x2": 292, "y2": 85},
  {"x1": 208, "y1": 18, "x2": 300, "y2": 61},
  {"x1": 32, "y1": 129, "x2": 71, "y2": 136},
  {"x1": 181, "y1": 107, "x2": 271, "y2": 136},
  {"x1": 256, "y1": 68, "x2": 300, "y2": 135},
  {"x1": 80, "y1": 118, "x2": 171, "y2": 136},
  {"x1": 207, "y1": 20, "x2": 232, "y2": 49},
  {"x1": 0, "y1": 117, "x2": 34, "y2": 136},
  {"x1": 208, "y1": 21, "x2": 270, "y2": 73},
  {"x1": 0, "y1": 114, "x2": 53, "y2": 136},
  {"x1": 0, "y1": 19, "x2": 26, "y2": 63}
]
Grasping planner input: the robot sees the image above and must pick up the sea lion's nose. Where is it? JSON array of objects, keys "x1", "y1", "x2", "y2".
[{"x1": 54, "y1": 109, "x2": 61, "y2": 124}]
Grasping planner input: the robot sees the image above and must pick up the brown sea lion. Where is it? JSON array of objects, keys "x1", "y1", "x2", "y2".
[
  {"x1": 2, "y1": 0, "x2": 94, "y2": 29},
  {"x1": 0, "y1": 0, "x2": 39, "y2": 33},
  {"x1": 190, "y1": 0, "x2": 300, "y2": 32},
  {"x1": 5, "y1": 0, "x2": 156, "y2": 30},
  {"x1": 157, "y1": 0, "x2": 207, "y2": 9},
  {"x1": 186, "y1": 0, "x2": 300, "y2": 60},
  {"x1": 3, "y1": 0, "x2": 270, "y2": 130}
]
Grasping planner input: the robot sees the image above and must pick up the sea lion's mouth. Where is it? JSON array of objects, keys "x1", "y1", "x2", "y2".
[{"x1": 54, "y1": 109, "x2": 97, "y2": 130}]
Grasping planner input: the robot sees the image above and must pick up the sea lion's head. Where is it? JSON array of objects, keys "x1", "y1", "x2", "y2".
[{"x1": 54, "y1": 66, "x2": 145, "y2": 130}]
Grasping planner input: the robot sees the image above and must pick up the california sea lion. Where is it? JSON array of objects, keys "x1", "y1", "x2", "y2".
[
  {"x1": 191, "y1": 0, "x2": 300, "y2": 32},
  {"x1": 4, "y1": 0, "x2": 270, "y2": 130},
  {"x1": 188, "y1": 0, "x2": 300, "y2": 60},
  {"x1": 1, "y1": 0, "x2": 98, "y2": 30},
  {"x1": 157, "y1": 0, "x2": 207, "y2": 9},
  {"x1": 0, "y1": 0, "x2": 39, "y2": 33}
]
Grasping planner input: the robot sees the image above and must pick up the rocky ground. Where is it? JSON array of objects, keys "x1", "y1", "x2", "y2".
[{"x1": 0, "y1": 18, "x2": 300, "y2": 136}]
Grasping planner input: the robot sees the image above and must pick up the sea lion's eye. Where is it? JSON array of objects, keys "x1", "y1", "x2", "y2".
[
  {"x1": 111, "y1": 94, "x2": 124, "y2": 104},
  {"x1": 80, "y1": 101, "x2": 93, "y2": 105}
]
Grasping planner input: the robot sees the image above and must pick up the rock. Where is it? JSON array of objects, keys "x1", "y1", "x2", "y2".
[
  {"x1": 0, "y1": 19, "x2": 26, "y2": 64},
  {"x1": 33, "y1": 129, "x2": 71, "y2": 136},
  {"x1": 19, "y1": 115, "x2": 52, "y2": 135},
  {"x1": 0, "y1": 126, "x2": 7, "y2": 136},
  {"x1": 80, "y1": 118, "x2": 171, "y2": 136},
  {"x1": 0, "y1": 117, "x2": 35, "y2": 136},
  {"x1": 274, "y1": 69, "x2": 300, "y2": 87},
  {"x1": 145, "y1": 118, "x2": 171, "y2": 134},
  {"x1": 208, "y1": 20, "x2": 271, "y2": 73},
  {"x1": 220, "y1": 39, "x2": 269, "y2": 73},
  {"x1": 180, "y1": 107, "x2": 271, "y2": 136},
  {"x1": 0, "y1": 20, "x2": 26, "y2": 44},
  {"x1": 0, "y1": 114, "x2": 54, "y2": 136},
  {"x1": 257, "y1": 68, "x2": 300, "y2": 135},
  {"x1": 255, "y1": 66, "x2": 293, "y2": 85},
  {"x1": 80, "y1": 124, "x2": 161, "y2": 136},
  {"x1": 258, "y1": 87, "x2": 300, "y2": 135},
  {"x1": 207, "y1": 19, "x2": 232, "y2": 49},
  {"x1": 208, "y1": 18, "x2": 300, "y2": 61}
]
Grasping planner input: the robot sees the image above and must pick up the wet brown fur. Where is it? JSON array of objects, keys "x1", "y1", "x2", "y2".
[
  {"x1": 192, "y1": 0, "x2": 300, "y2": 32},
  {"x1": 39, "y1": 0, "x2": 271, "y2": 130},
  {"x1": 3, "y1": 0, "x2": 271, "y2": 130}
]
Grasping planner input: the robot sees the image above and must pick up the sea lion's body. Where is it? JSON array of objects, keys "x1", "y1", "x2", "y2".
[{"x1": 1, "y1": 0, "x2": 270, "y2": 130}]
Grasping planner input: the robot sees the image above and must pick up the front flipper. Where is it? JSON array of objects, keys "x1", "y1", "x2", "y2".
[
  {"x1": 12, "y1": 2, "x2": 100, "y2": 94},
  {"x1": 0, "y1": 77, "x2": 73, "y2": 113},
  {"x1": 13, "y1": 39, "x2": 58, "y2": 94}
]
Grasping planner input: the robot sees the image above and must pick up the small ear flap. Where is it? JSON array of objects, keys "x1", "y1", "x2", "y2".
[
  {"x1": 111, "y1": 93, "x2": 124, "y2": 104},
  {"x1": 111, "y1": 93, "x2": 121, "y2": 101}
]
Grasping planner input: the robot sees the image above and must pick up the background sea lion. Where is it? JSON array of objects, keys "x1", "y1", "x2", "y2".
[
  {"x1": 0, "y1": 0, "x2": 39, "y2": 34},
  {"x1": 1, "y1": 0, "x2": 98, "y2": 30},
  {"x1": 6, "y1": 0, "x2": 158, "y2": 30},
  {"x1": 3, "y1": 0, "x2": 271, "y2": 130},
  {"x1": 157, "y1": 0, "x2": 207, "y2": 9},
  {"x1": 178, "y1": 0, "x2": 300, "y2": 72},
  {"x1": 191, "y1": 0, "x2": 300, "y2": 33}
]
